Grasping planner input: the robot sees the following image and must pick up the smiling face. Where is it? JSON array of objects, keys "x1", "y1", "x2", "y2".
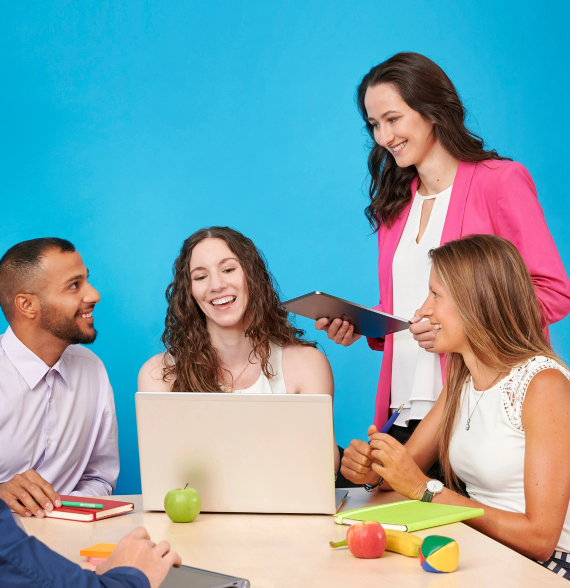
[
  {"x1": 37, "y1": 249, "x2": 100, "y2": 345},
  {"x1": 418, "y1": 266, "x2": 467, "y2": 355},
  {"x1": 364, "y1": 83, "x2": 438, "y2": 169},
  {"x1": 189, "y1": 238, "x2": 249, "y2": 331}
]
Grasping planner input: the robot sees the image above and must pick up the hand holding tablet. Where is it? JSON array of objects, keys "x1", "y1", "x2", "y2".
[
  {"x1": 315, "y1": 316, "x2": 362, "y2": 346},
  {"x1": 281, "y1": 292, "x2": 410, "y2": 341}
]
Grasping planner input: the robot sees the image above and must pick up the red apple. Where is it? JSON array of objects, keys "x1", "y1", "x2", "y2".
[{"x1": 330, "y1": 521, "x2": 387, "y2": 559}]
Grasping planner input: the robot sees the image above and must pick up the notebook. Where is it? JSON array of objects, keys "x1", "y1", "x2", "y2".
[
  {"x1": 334, "y1": 499, "x2": 484, "y2": 532},
  {"x1": 80, "y1": 543, "x2": 117, "y2": 558},
  {"x1": 42, "y1": 495, "x2": 134, "y2": 522}
]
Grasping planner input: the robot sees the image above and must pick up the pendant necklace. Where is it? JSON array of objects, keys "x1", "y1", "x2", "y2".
[
  {"x1": 220, "y1": 360, "x2": 250, "y2": 393},
  {"x1": 465, "y1": 371, "x2": 504, "y2": 431}
]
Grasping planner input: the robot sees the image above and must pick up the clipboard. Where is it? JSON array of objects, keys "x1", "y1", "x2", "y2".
[{"x1": 281, "y1": 291, "x2": 410, "y2": 339}]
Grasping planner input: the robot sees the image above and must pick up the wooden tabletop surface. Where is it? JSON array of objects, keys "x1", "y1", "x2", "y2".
[{"x1": 17, "y1": 488, "x2": 566, "y2": 588}]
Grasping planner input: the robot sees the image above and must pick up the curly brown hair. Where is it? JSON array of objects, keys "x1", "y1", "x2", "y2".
[{"x1": 161, "y1": 227, "x2": 315, "y2": 391}]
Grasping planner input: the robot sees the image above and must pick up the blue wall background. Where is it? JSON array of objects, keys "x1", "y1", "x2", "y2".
[{"x1": 1, "y1": 1, "x2": 568, "y2": 493}]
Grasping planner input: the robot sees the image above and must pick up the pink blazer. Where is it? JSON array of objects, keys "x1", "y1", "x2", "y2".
[{"x1": 368, "y1": 160, "x2": 570, "y2": 429}]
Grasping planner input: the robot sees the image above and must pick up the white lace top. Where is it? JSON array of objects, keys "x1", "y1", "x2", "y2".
[{"x1": 448, "y1": 356, "x2": 570, "y2": 552}]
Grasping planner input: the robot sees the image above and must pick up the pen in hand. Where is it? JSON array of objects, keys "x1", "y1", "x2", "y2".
[{"x1": 369, "y1": 403, "x2": 404, "y2": 444}]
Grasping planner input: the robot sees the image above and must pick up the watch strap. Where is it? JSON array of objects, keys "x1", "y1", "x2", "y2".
[
  {"x1": 420, "y1": 489, "x2": 434, "y2": 502},
  {"x1": 419, "y1": 479, "x2": 443, "y2": 502}
]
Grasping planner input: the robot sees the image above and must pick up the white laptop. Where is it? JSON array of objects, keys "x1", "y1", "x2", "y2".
[{"x1": 135, "y1": 392, "x2": 346, "y2": 515}]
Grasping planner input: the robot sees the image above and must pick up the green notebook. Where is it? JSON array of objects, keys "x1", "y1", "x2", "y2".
[{"x1": 334, "y1": 500, "x2": 484, "y2": 532}]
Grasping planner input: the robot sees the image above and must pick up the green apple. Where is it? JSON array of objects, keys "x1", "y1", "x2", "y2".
[{"x1": 164, "y1": 484, "x2": 201, "y2": 523}]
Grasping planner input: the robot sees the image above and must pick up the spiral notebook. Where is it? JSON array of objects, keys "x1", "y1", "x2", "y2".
[{"x1": 334, "y1": 500, "x2": 484, "y2": 532}]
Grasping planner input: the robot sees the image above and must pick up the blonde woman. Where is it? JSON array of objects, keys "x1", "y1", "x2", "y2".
[{"x1": 341, "y1": 234, "x2": 570, "y2": 576}]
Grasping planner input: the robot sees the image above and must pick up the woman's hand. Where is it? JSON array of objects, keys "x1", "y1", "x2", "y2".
[
  {"x1": 369, "y1": 432, "x2": 428, "y2": 500},
  {"x1": 409, "y1": 310, "x2": 436, "y2": 353},
  {"x1": 340, "y1": 435, "x2": 380, "y2": 486},
  {"x1": 315, "y1": 318, "x2": 362, "y2": 347}
]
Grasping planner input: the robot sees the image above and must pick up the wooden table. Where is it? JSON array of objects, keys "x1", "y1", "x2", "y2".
[{"x1": 17, "y1": 489, "x2": 566, "y2": 587}]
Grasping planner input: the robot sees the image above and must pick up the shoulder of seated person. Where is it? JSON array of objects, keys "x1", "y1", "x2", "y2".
[
  {"x1": 139, "y1": 353, "x2": 174, "y2": 386},
  {"x1": 522, "y1": 366, "x2": 570, "y2": 420},
  {"x1": 282, "y1": 343, "x2": 328, "y2": 367},
  {"x1": 524, "y1": 365, "x2": 570, "y2": 397}
]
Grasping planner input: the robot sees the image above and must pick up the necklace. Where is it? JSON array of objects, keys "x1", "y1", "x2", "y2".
[
  {"x1": 465, "y1": 371, "x2": 505, "y2": 431},
  {"x1": 219, "y1": 360, "x2": 251, "y2": 393}
]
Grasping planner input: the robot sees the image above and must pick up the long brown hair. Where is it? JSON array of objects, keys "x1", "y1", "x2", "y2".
[
  {"x1": 161, "y1": 227, "x2": 315, "y2": 391},
  {"x1": 357, "y1": 52, "x2": 509, "y2": 230},
  {"x1": 430, "y1": 234, "x2": 559, "y2": 489}
]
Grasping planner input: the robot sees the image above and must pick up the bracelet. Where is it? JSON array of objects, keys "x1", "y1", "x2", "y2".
[
  {"x1": 363, "y1": 477, "x2": 384, "y2": 493},
  {"x1": 416, "y1": 480, "x2": 428, "y2": 500}
]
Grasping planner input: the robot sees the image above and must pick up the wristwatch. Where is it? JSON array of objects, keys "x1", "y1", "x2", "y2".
[{"x1": 419, "y1": 479, "x2": 444, "y2": 502}]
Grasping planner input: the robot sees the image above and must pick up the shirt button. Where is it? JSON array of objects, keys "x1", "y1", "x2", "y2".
[
  {"x1": 47, "y1": 439, "x2": 52, "y2": 446},
  {"x1": 48, "y1": 397, "x2": 52, "y2": 403}
]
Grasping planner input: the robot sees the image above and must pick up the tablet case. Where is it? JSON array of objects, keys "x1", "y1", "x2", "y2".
[{"x1": 281, "y1": 291, "x2": 410, "y2": 338}]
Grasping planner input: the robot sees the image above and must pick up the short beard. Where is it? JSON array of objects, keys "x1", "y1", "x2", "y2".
[{"x1": 39, "y1": 301, "x2": 97, "y2": 346}]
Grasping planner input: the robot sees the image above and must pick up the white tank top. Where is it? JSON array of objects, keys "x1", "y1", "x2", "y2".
[
  {"x1": 449, "y1": 356, "x2": 570, "y2": 552},
  {"x1": 233, "y1": 342, "x2": 287, "y2": 394},
  {"x1": 391, "y1": 186, "x2": 452, "y2": 425}
]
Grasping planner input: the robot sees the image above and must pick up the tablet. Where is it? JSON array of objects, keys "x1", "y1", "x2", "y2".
[
  {"x1": 162, "y1": 564, "x2": 250, "y2": 588},
  {"x1": 281, "y1": 291, "x2": 410, "y2": 339}
]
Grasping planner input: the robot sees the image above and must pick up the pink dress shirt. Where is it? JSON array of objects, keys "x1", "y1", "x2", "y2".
[
  {"x1": 0, "y1": 327, "x2": 119, "y2": 496},
  {"x1": 368, "y1": 160, "x2": 570, "y2": 429}
]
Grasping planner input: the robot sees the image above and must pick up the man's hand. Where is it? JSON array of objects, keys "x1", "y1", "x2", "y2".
[
  {"x1": 339, "y1": 434, "x2": 381, "y2": 486},
  {"x1": 0, "y1": 470, "x2": 61, "y2": 517},
  {"x1": 96, "y1": 527, "x2": 182, "y2": 588}
]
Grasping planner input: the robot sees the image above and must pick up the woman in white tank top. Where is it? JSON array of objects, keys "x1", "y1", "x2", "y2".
[
  {"x1": 353, "y1": 234, "x2": 570, "y2": 577},
  {"x1": 138, "y1": 227, "x2": 339, "y2": 470}
]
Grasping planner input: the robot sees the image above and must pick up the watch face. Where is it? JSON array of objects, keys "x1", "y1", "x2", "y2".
[{"x1": 426, "y1": 480, "x2": 444, "y2": 493}]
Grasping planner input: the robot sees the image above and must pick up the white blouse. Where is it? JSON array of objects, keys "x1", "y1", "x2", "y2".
[
  {"x1": 233, "y1": 343, "x2": 287, "y2": 394},
  {"x1": 391, "y1": 185, "x2": 452, "y2": 426},
  {"x1": 449, "y1": 356, "x2": 570, "y2": 553}
]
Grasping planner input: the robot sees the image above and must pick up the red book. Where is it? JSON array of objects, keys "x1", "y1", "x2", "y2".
[{"x1": 42, "y1": 495, "x2": 134, "y2": 522}]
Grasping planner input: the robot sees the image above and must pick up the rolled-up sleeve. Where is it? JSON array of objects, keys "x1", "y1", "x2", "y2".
[
  {"x1": 72, "y1": 369, "x2": 120, "y2": 497},
  {"x1": 497, "y1": 162, "x2": 570, "y2": 325}
]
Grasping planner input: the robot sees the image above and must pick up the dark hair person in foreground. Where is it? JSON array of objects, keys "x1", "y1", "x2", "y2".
[
  {"x1": 0, "y1": 238, "x2": 119, "y2": 517},
  {"x1": 138, "y1": 226, "x2": 340, "y2": 470},
  {"x1": 0, "y1": 498, "x2": 181, "y2": 588},
  {"x1": 316, "y1": 52, "x2": 570, "y2": 473},
  {"x1": 341, "y1": 234, "x2": 570, "y2": 578}
]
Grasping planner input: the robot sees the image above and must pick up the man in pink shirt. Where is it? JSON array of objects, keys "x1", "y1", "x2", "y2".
[{"x1": 0, "y1": 238, "x2": 119, "y2": 518}]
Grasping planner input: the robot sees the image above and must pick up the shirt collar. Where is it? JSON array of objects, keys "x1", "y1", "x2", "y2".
[{"x1": 1, "y1": 326, "x2": 71, "y2": 390}]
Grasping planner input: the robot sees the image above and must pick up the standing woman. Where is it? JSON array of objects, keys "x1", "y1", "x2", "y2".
[{"x1": 317, "y1": 52, "x2": 570, "y2": 480}]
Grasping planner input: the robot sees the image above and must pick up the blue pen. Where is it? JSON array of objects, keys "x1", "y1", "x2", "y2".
[{"x1": 369, "y1": 403, "x2": 404, "y2": 443}]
